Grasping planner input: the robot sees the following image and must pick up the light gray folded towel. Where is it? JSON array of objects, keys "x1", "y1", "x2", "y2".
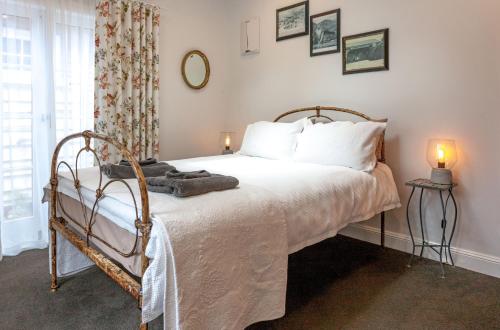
[
  {"x1": 101, "y1": 162, "x2": 176, "y2": 179},
  {"x1": 146, "y1": 172, "x2": 239, "y2": 197}
]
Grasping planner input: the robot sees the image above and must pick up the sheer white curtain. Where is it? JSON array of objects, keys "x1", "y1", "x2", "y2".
[{"x1": 0, "y1": 0, "x2": 95, "y2": 258}]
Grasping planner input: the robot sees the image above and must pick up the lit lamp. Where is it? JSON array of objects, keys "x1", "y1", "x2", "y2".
[
  {"x1": 220, "y1": 131, "x2": 234, "y2": 155},
  {"x1": 426, "y1": 139, "x2": 457, "y2": 185}
]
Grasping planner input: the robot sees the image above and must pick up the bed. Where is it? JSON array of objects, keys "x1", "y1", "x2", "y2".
[{"x1": 47, "y1": 106, "x2": 401, "y2": 329}]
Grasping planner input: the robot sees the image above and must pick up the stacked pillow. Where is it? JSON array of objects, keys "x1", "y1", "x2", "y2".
[
  {"x1": 293, "y1": 121, "x2": 386, "y2": 172},
  {"x1": 239, "y1": 118, "x2": 385, "y2": 172},
  {"x1": 239, "y1": 118, "x2": 311, "y2": 160}
]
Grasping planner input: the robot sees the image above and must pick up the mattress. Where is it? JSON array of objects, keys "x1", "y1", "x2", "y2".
[
  {"x1": 54, "y1": 192, "x2": 143, "y2": 276},
  {"x1": 52, "y1": 154, "x2": 400, "y2": 276}
]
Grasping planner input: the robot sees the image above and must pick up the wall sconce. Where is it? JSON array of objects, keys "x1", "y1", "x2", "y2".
[
  {"x1": 220, "y1": 132, "x2": 234, "y2": 155},
  {"x1": 426, "y1": 139, "x2": 457, "y2": 185},
  {"x1": 241, "y1": 17, "x2": 260, "y2": 55}
]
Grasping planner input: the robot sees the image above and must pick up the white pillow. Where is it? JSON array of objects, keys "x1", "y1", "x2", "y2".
[
  {"x1": 239, "y1": 118, "x2": 311, "y2": 160},
  {"x1": 293, "y1": 121, "x2": 386, "y2": 171}
]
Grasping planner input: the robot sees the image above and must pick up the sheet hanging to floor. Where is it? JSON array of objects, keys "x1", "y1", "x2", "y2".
[{"x1": 51, "y1": 154, "x2": 401, "y2": 329}]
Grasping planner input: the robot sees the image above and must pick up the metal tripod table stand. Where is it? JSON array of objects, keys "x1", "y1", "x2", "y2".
[{"x1": 405, "y1": 179, "x2": 458, "y2": 278}]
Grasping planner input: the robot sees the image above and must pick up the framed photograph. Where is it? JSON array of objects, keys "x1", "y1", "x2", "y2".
[
  {"x1": 276, "y1": 1, "x2": 309, "y2": 41},
  {"x1": 342, "y1": 28, "x2": 389, "y2": 74},
  {"x1": 310, "y1": 9, "x2": 341, "y2": 57}
]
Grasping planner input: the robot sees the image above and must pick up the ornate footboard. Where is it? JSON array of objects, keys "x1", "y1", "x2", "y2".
[{"x1": 49, "y1": 130, "x2": 150, "y2": 329}]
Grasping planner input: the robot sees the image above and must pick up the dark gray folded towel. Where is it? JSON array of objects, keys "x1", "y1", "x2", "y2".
[
  {"x1": 146, "y1": 182, "x2": 174, "y2": 194},
  {"x1": 166, "y1": 169, "x2": 211, "y2": 179},
  {"x1": 146, "y1": 173, "x2": 239, "y2": 197},
  {"x1": 101, "y1": 162, "x2": 176, "y2": 179},
  {"x1": 119, "y1": 158, "x2": 158, "y2": 167}
]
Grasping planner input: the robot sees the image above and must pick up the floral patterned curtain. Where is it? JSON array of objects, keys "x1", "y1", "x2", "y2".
[{"x1": 94, "y1": 0, "x2": 160, "y2": 163}]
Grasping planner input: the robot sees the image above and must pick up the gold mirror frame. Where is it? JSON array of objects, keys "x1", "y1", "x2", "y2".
[{"x1": 181, "y1": 50, "x2": 210, "y2": 90}]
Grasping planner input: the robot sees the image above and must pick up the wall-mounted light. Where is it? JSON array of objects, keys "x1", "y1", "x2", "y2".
[
  {"x1": 241, "y1": 17, "x2": 260, "y2": 55},
  {"x1": 427, "y1": 139, "x2": 457, "y2": 185}
]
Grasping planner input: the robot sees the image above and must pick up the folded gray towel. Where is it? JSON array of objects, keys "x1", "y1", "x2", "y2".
[
  {"x1": 166, "y1": 169, "x2": 211, "y2": 179},
  {"x1": 101, "y1": 162, "x2": 176, "y2": 179},
  {"x1": 146, "y1": 176, "x2": 172, "y2": 187},
  {"x1": 146, "y1": 173, "x2": 239, "y2": 197},
  {"x1": 119, "y1": 158, "x2": 158, "y2": 167},
  {"x1": 146, "y1": 183, "x2": 174, "y2": 194}
]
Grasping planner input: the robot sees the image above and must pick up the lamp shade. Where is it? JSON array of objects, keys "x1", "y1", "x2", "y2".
[
  {"x1": 426, "y1": 139, "x2": 457, "y2": 170},
  {"x1": 220, "y1": 131, "x2": 234, "y2": 152}
]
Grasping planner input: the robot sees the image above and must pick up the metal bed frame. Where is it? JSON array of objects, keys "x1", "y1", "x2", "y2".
[{"x1": 48, "y1": 106, "x2": 387, "y2": 329}]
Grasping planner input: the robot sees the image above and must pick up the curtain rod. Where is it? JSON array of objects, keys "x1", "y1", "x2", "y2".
[{"x1": 95, "y1": 0, "x2": 166, "y2": 11}]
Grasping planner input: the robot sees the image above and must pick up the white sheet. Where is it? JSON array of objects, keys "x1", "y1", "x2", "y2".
[{"x1": 53, "y1": 154, "x2": 401, "y2": 329}]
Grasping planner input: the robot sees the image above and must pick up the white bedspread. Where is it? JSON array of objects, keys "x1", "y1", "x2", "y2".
[{"x1": 52, "y1": 154, "x2": 401, "y2": 329}]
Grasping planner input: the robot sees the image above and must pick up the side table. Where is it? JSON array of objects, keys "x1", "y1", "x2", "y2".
[{"x1": 405, "y1": 178, "x2": 458, "y2": 278}]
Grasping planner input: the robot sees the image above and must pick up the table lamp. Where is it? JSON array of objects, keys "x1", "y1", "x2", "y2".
[
  {"x1": 220, "y1": 131, "x2": 234, "y2": 155},
  {"x1": 427, "y1": 139, "x2": 457, "y2": 185}
]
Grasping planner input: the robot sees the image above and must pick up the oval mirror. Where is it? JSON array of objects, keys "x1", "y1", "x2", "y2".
[{"x1": 181, "y1": 50, "x2": 210, "y2": 89}]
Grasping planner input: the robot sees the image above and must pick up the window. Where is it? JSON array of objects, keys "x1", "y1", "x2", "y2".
[
  {"x1": 53, "y1": 20, "x2": 95, "y2": 167},
  {"x1": 0, "y1": 0, "x2": 95, "y2": 256},
  {"x1": 1, "y1": 14, "x2": 33, "y2": 221}
]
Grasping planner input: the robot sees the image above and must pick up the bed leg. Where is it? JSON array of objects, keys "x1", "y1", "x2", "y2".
[
  {"x1": 50, "y1": 225, "x2": 59, "y2": 292},
  {"x1": 380, "y1": 211, "x2": 385, "y2": 248},
  {"x1": 139, "y1": 323, "x2": 148, "y2": 330}
]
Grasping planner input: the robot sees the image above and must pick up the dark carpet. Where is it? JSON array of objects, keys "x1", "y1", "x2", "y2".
[{"x1": 1, "y1": 236, "x2": 499, "y2": 330}]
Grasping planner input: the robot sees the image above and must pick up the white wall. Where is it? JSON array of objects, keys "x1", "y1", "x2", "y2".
[
  {"x1": 155, "y1": 0, "x2": 230, "y2": 159},
  {"x1": 223, "y1": 0, "x2": 500, "y2": 266},
  {"x1": 157, "y1": 0, "x2": 500, "y2": 274}
]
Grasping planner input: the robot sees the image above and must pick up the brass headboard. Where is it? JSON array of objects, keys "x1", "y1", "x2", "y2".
[{"x1": 274, "y1": 106, "x2": 387, "y2": 163}]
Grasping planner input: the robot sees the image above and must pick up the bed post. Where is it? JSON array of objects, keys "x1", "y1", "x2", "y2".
[
  {"x1": 380, "y1": 211, "x2": 385, "y2": 248},
  {"x1": 50, "y1": 226, "x2": 58, "y2": 291},
  {"x1": 49, "y1": 133, "x2": 82, "y2": 292},
  {"x1": 49, "y1": 135, "x2": 65, "y2": 292},
  {"x1": 139, "y1": 213, "x2": 151, "y2": 330},
  {"x1": 133, "y1": 145, "x2": 151, "y2": 330}
]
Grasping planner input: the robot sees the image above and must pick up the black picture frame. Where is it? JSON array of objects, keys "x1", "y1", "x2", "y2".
[
  {"x1": 342, "y1": 28, "x2": 389, "y2": 75},
  {"x1": 276, "y1": 1, "x2": 309, "y2": 42},
  {"x1": 310, "y1": 9, "x2": 341, "y2": 57}
]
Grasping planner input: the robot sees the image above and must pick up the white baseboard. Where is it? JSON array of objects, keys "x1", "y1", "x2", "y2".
[{"x1": 340, "y1": 223, "x2": 500, "y2": 278}]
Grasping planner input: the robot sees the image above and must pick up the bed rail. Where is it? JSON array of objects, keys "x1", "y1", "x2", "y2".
[
  {"x1": 49, "y1": 130, "x2": 150, "y2": 328},
  {"x1": 274, "y1": 106, "x2": 388, "y2": 247}
]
